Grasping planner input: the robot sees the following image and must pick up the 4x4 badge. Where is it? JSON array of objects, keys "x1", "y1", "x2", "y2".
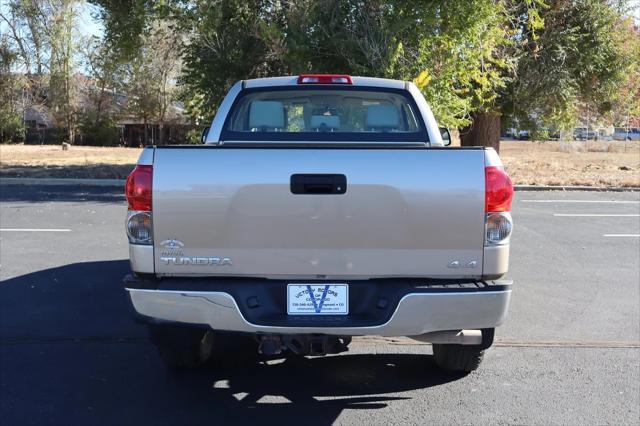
[{"x1": 448, "y1": 260, "x2": 478, "y2": 268}]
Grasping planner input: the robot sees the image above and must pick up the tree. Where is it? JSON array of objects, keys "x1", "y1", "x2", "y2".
[
  {"x1": 179, "y1": 0, "x2": 290, "y2": 120},
  {"x1": 92, "y1": 0, "x2": 640, "y2": 149},
  {"x1": 88, "y1": 0, "x2": 150, "y2": 60},
  {"x1": 0, "y1": 0, "x2": 51, "y2": 141},
  {"x1": 149, "y1": 22, "x2": 181, "y2": 144},
  {"x1": 176, "y1": 0, "x2": 512, "y2": 128},
  {"x1": 604, "y1": 16, "x2": 640, "y2": 128},
  {"x1": 125, "y1": 21, "x2": 181, "y2": 145},
  {"x1": 8, "y1": 0, "x2": 48, "y2": 75},
  {"x1": 78, "y1": 36, "x2": 125, "y2": 145},
  {"x1": 48, "y1": 0, "x2": 79, "y2": 143},
  {"x1": 0, "y1": 38, "x2": 25, "y2": 142},
  {"x1": 481, "y1": 0, "x2": 638, "y2": 148},
  {"x1": 1, "y1": 0, "x2": 80, "y2": 143},
  {"x1": 86, "y1": 0, "x2": 513, "y2": 127},
  {"x1": 0, "y1": 2, "x2": 33, "y2": 73},
  {"x1": 300, "y1": 0, "x2": 512, "y2": 132},
  {"x1": 126, "y1": 56, "x2": 159, "y2": 145}
]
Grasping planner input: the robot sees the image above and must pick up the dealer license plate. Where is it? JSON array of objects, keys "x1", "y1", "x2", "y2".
[{"x1": 287, "y1": 284, "x2": 349, "y2": 315}]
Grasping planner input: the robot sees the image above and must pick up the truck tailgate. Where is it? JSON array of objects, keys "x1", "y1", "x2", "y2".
[{"x1": 152, "y1": 147, "x2": 485, "y2": 278}]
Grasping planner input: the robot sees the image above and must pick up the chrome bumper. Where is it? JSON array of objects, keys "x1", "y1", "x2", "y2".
[{"x1": 126, "y1": 287, "x2": 511, "y2": 337}]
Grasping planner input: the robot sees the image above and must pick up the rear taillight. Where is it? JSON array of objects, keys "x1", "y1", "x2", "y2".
[
  {"x1": 485, "y1": 166, "x2": 513, "y2": 213},
  {"x1": 297, "y1": 74, "x2": 353, "y2": 84},
  {"x1": 125, "y1": 165, "x2": 152, "y2": 211},
  {"x1": 125, "y1": 165, "x2": 153, "y2": 245},
  {"x1": 485, "y1": 166, "x2": 513, "y2": 246}
]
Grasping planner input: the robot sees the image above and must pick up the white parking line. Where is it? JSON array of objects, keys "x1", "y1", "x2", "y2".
[
  {"x1": 553, "y1": 214, "x2": 640, "y2": 217},
  {"x1": 603, "y1": 234, "x2": 640, "y2": 237},
  {"x1": 0, "y1": 228, "x2": 71, "y2": 232},
  {"x1": 523, "y1": 200, "x2": 640, "y2": 204}
]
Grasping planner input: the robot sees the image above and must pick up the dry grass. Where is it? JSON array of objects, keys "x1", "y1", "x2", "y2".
[
  {"x1": 1, "y1": 141, "x2": 639, "y2": 187},
  {"x1": 0, "y1": 145, "x2": 142, "y2": 179},
  {"x1": 500, "y1": 140, "x2": 640, "y2": 188}
]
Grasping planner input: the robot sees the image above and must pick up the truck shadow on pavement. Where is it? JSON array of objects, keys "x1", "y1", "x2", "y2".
[
  {"x1": 0, "y1": 260, "x2": 463, "y2": 425},
  {"x1": 157, "y1": 344, "x2": 460, "y2": 425}
]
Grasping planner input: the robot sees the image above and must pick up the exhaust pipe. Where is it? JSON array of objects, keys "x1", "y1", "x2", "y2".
[{"x1": 410, "y1": 329, "x2": 483, "y2": 345}]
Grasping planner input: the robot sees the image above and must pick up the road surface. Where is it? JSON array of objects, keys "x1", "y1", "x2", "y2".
[{"x1": 1, "y1": 185, "x2": 638, "y2": 425}]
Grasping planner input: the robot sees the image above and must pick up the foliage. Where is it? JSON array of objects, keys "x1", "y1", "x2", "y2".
[
  {"x1": 0, "y1": 38, "x2": 25, "y2": 142},
  {"x1": 77, "y1": 37, "x2": 122, "y2": 147},
  {"x1": 271, "y1": 0, "x2": 512, "y2": 128},
  {"x1": 78, "y1": 115, "x2": 120, "y2": 145},
  {"x1": 184, "y1": 127, "x2": 203, "y2": 144},
  {"x1": 48, "y1": 0, "x2": 80, "y2": 142},
  {"x1": 502, "y1": 0, "x2": 639, "y2": 133},
  {"x1": 0, "y1": 116, "x2": 25, "y2": 143},
  {"x1": 87, "y1": 0, "x2": 150, "y2": 61},
  {"x1": 606, "y1": 16, "x2": 640, "y2": 126},
  {"x1": 0, "y1": 0, "x2": 50, "y2": 141},
  {"x1": 126, "y1": 51, "x2": 160, "y2": 129},
  {"x1": 124, "y1": 21, "x2": 182, "y2": 143},
  {"x1": 77, "y1": 35, "x2": 126, "y2": 146},
  {"x1": 406, "y1": 1, "x2": 514, "y2": 128},
  {"x1": 0, "y1": 0, "x2": 49, "y2": 74},
  {"x1": 147, "y1": 21, "x2": 182, "y2": 143},
  {"x1": 1, "y1": 0, "x2": 80, "y2": 142},
  {"x1": 5, "y1": 0, "x2": 639, "y2": 146},
  {"x1": 173, "y1": 0, "x2": 513, "y2": 128},
  {"x1": 177, "y1": 0, "x2": 290, "y2": 121}
]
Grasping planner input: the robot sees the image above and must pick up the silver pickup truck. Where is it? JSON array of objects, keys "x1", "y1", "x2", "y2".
[{"x1": 124, "y1": 75, "x2": 514, "y2": 373}]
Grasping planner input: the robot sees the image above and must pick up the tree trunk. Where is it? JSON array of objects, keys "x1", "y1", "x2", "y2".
[
  {"x1": 143, "y1": 117, "x2": 148, "y2": 146},
  {"x1": 460, "y1": 111, "x2": 501, "y2": 153}
]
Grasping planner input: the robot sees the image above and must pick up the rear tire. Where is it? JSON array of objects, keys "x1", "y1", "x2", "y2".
[
  {"x1": 432, "y1": 344, "x2": 485, "y2": 373},
  {"x1": 148, "y1": 325, "x2": 214, "y2": 369}
]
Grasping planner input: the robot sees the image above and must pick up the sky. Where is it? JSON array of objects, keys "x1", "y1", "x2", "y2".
[
  {"x1": 0, "y1": 2, "x2": 104, "y2": 40},
  {"x1": 0, "y1": 2, "x2": 104, "y2": 73},
  {"x1": 78, "y1": 2, "x2": 104, "y2": 39}
]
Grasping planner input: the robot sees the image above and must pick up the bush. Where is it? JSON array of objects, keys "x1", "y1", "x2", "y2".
[
  {"x1": 78, "y1": 120, "x2": 121, "y2": 146},
  {"x1": 0, "y1": 117, "x2": 25, "y2": 143},
  {"x1": 185, "y1": 127, "x2": 205, "y2": 144}
]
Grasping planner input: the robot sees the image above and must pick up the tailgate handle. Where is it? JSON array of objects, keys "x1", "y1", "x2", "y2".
[{"x1": 291, "y1": 174, "x2": 347, "y2": 195}]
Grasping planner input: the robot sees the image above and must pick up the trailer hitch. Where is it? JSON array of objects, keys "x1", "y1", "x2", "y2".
[{"x1": 257, "y1": 334, "x2": 352, "y2": 356}]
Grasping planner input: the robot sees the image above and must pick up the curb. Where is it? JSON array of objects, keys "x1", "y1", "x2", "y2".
[
  {"x1": 0, "y1": 177, "x2": 125, "y2": 187},
  {"x1": 514, "y1": 185, "x2": 639, "y2": 192},
  {"x1": 1, "y1": 177, "x2": 639, "y2": 192}
]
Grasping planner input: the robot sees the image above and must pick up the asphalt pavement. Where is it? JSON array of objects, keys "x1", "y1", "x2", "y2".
[{"x1": 0, "y1": 185, "x2": 638, "y2": 425}]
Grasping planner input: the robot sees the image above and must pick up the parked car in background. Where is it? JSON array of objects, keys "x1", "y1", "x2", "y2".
[
  {"x1": 573, "y1": 127, "x2": 597, "y2": 141},
  {"x1": 613, "y1": 128, "x2": 640, "y2": 141},
  {"x1": 596, "y1": 129, "x2": 613, "y2": 141},
  {"x1": 501, "y1": 128, "x2": 516, "y2": 139}
]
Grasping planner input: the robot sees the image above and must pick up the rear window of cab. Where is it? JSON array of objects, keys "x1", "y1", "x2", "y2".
[{"x1": 221, "y1": 87, "x2": 428, "y2": 142}]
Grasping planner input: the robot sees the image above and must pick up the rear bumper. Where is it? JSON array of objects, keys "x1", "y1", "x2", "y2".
[{"x1": 124, "y1": 276, "x2": 512, "y2": 337}]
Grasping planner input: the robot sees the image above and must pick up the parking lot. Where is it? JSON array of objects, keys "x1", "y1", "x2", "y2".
[{"x1": 1, "y1": 185, "x2": 639, "y2": 425}]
